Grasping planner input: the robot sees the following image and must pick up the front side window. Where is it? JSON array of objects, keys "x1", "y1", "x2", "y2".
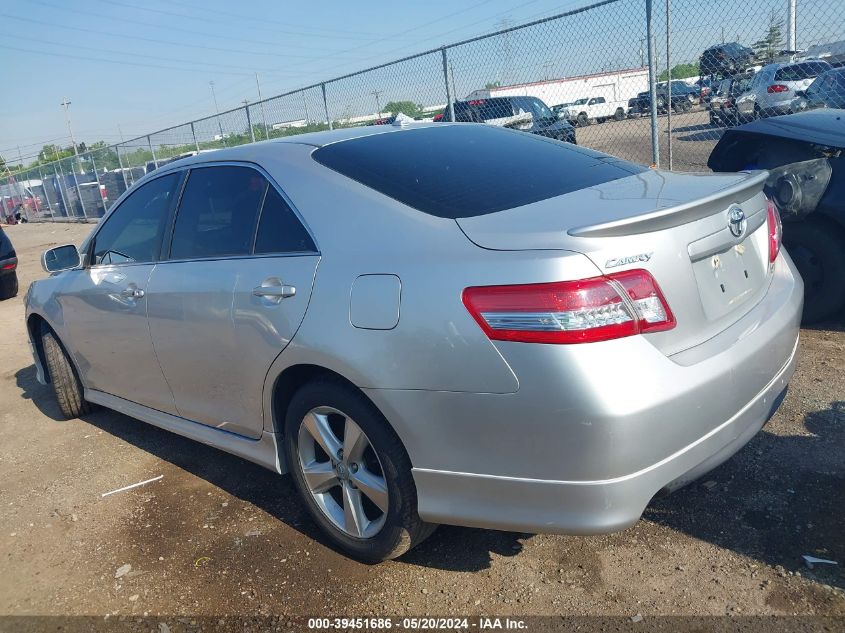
[
  {"x1": 92, "y1": 173, "x2": 179, "y2": 265},
  {"x1": 170, "y1": 166, "x2": 266, "y2": 260}
]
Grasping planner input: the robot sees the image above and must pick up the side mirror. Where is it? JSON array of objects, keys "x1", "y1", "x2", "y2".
[{"x1": 42, "y1": 244, "x2": 81, "y2": 273}]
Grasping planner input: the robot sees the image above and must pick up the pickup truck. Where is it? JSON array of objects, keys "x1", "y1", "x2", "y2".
[{"x1": 556, "y1": 96, "x2": 628, "y2": 126}]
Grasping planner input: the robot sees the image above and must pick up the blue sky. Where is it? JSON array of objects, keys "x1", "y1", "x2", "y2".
[{"x1": 2, "y1": 0, "x2": 842, "y2": 165}]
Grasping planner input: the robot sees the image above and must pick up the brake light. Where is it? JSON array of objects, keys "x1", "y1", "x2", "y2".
[
  {"x1": 767, "y1": 198, "x2": 782, "y2": 263},
  {"x1": 1, "y1": 262, "x2": 15, "y2": 271},
  {"x1": 767, "y1": 84, "x2": 789, "y2": 93},
  {"x1": 462, "y1": 269, "x2": 675, "y2": 344}
]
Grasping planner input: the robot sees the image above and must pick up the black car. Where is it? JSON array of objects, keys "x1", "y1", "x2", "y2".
[
  {"x1": 450, "y1": 96, "x2": 576, "y2": 143},
  {"x1": 0, "y1": 226, "x2": 18, "y2": 300},
  {"x1": 700, "y1": 42, "x2": 755, "y2": 77},
  {"x1": 708, "y1": 110, "x2": 845, "y2": 323},
  {"x1": 794, "y1": 67, "x2": 845, "y2": 111},
  {"x1": 708, "y1": 73, "x2": 753, "y2": 126},
  {"x1": 634, "y1": 81, "x2": 699, "y2": 114}
]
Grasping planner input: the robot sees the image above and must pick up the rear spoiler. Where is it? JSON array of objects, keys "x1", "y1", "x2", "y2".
[{"x1": 567, "y1": 170, "x2": 769, "y2": 238}]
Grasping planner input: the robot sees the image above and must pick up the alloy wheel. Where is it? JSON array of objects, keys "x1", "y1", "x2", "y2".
[{"x1": 297, "y1": 406, "x2": 389, "y2": 539}]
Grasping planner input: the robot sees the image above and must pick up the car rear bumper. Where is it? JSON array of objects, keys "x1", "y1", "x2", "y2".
[{"x1": 366, "y1": 252, "x2": 802, "y2": 534}]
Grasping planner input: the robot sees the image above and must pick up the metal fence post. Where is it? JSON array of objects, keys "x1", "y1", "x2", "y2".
[
  {"x1": 191, "y1": 122, "x2": 200, "y2": 152},
  {"x1": 54, "y1": 156, "x2": 70, "y2": 220},
  {"x1": 116, "y1": 146, "x2": 129, "y2": 191},
  {"x1": 90, "y1": 154, "x2": 106, "y2": 216},
  {"x1": 147, "y1": 136, "x2": 157, "y2": 169},
  {"x1": 71, "y1": 160, "x2": 89, "y2": 220},
  {"x1": 245, "y1": 104, "x2": 255, "y2": 144},
  {"x1": 321, "y1": 83, "x2": 333, "y2": 131},
  {"x1": 37, "y1": 166, "x2": 53, "y2": 218},
  {"x1": 441, "y1": 47, "x2": 454, "y2": 122},
  {"x1": 646, "y1": 0, "x2": 660, "y2": 168},
  {"x1": 665, "y1": 0, "x2": 673, "y2": 171}
]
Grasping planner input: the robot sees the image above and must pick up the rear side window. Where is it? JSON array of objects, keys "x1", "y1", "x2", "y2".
[
  {"x1": 775, "y1": 62, "x2": 830, "y2": 81},
  {"x1": 93, "y1": 173, "x2": 179, "y2": 265},
  {"x1": 312, "y1": 125, "x2": 645, "y2": 219},
  {"x1": 170, "y1": 166, "x2": 266, "y2": 260},
  {"x1": 254, "y1": 188, "x2": 316, "y2": 254}
]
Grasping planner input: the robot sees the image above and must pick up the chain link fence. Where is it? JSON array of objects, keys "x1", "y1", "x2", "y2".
[{"x1": 3, "y1": 0, "x2": 844, "y2": 223}]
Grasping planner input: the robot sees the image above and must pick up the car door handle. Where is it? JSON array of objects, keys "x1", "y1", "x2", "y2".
[
  {"x1": 253, "y1": 284, "x2": 296, "y2": 299},
  {"x1": 120, "y1": 287, "x2": 145, "y2": 299}
]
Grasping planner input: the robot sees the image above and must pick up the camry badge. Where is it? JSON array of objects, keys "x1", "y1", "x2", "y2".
[
  {"x1": 605, "y1": 252, "x2": 653, "y2": 268},
  {"x1": 728, "y1": 206, "x2": 746, "y2": 238}
]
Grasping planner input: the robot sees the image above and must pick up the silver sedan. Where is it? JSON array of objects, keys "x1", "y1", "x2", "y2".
[{"x1": 25, "y1": 122, "x2": 802, "y2": 562}]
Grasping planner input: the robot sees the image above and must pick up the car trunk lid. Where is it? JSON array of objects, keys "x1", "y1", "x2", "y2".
[{"x1": 456, "y1": 169, "x2": 773, "y2": 356}]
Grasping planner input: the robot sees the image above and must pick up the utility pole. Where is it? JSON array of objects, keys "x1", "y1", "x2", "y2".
[
  {"x1": 301, "y1": 92, "x2": 310, "y2": 124},
  {"x1": 60, "y1": 97, "x2": 84, "y2": 172},
  {"x1": 371, "y1": 90, "x2": 383, "y2": 118},
  {"x1": 639, "y1": 37, "x2": 646, "y2": 67},
  {"x1": 255, "y1": 73, "x2": 269, "y2": 140},
  {"x1": 209, "y1": 81, "x2": 225, "y2": 144},
  {"x1": 787, "y1": 0, "x2": 797, "y2": 50},
  {"x1": 117, "y1": 124, "x2": 125, "y2": 142},
  {"x1": 543, "y1": 61, "x2": 553, "y2": 81}
]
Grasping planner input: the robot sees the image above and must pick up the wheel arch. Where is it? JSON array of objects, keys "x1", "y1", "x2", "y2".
[{"x1": 26, "y1": 312, "x2": 51, "y2": 384}]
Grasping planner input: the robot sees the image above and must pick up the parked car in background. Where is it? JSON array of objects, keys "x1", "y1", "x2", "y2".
[
  {"x1": 791, "y1": 67, "x2": 845, "y2": 111},
  {"x1": 557, "y1": 96, "x2": 627, "y2": 126},
  {"x1": 709, "y1": 73, "x2": 753, "y2": 126},
  {"x1": 697, "y1": 77, "x2": 714, "y2": 103},
  {"x1": 741, "y1": 60, "x2": 832, "y2": 119},
  {"x1": 700, "y1": 42, "x2": 755, "y2": 77},
  {"x1": 451, "y1": 96, "x2": 576, "y2": 143},
  {"x1": 27, "y1": 123, "x2": 800, "y2": 562},
  {"x1": 709, "y1": 110, "x2": 845, "y2": 322},
  {"x1": 633, "y1": 81, "x2": 699, "y2": 114},
  {"x1": 0, "y1": 226, "x2": 18, "y2": 300}
]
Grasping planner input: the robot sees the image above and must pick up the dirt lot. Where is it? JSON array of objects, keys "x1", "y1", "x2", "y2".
[{"x1": 1, "y1": 212, "x2": 843, "y2": 624}]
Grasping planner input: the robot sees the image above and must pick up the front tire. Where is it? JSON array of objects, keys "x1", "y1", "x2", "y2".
[
  {"x1": 284, "y1": 379, "x2": 436, "y2": 562},
  {"x1": 613, "y1": 107, "x2": 625, "y2": 121},
  {"x1": 41, "y1": 325, "x2": 91, "y2": 419},
  {"x1": 782, "y1": 221, "x2": 845, "y2": 324},
  {"x1": 576, "y1": 112, "x2": 589, "y2": 127}
]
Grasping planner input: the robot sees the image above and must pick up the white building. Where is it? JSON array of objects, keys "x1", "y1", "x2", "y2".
[{"x1": 465, "y1": 67, "x2": 650, "y2": 108}]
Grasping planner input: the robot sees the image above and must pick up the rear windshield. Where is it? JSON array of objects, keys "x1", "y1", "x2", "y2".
[
  {"x1": 775, "y1": 61, "x2": 830, "y2": 81},
  {"x1": 311, "y1": 125, "x2": 645, "y2": 219},
  {"x1": 454, "y1": 98, "x2": 514, "y2": 122}
]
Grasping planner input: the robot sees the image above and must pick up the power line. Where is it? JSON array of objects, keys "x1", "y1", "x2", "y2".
[
  {"x1": 0, "y1": 13, "x2": 373, "y2": 64},
  {"x1": 31, "y1": 0, "x2": 393, "y2": 54},
  {"x1": 94, "y1": 0, "x2": 418, "y2": 41},
  {"x1": 0, "y1": 32, "x2": 292, "y2": 74}
]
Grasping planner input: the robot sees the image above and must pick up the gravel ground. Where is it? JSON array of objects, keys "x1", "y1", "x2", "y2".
[{"x1": 1, "y1": 187, "x2": 843, "y2": 624}]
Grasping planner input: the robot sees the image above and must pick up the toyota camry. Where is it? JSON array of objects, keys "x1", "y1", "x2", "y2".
[{"x1": 25, "y1": 122, "x2": 802, "y2": 561}]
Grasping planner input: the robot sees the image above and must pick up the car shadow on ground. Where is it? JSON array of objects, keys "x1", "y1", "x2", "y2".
[
  {"x1": 14, "y1": 363, "x2": 843, "y2": 578},
  {"x1": 644, "y1": 401, "x2": 845, "y2": 590},
  {"x1": 14, "y1": 363, "x2": 528, "y2": 571}
]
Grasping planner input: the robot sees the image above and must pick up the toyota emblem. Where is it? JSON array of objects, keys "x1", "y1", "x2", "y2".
[{"x1": 728, "y1": 206, "x2": 746, "y2": 238}]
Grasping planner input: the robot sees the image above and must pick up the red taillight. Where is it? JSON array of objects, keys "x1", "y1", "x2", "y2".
[
  {"x1": 767, "y1": 84, "x2": 789, "y2": 93},
  {"x1": 1, "y1": 263, "x2": 15, "y2": 271},
  {"x1": 767, "y1": 198, "x2": 782, "y2": 263},
  {"x1": 462, "y1": 269, "x2": 675, "y2": 344}
]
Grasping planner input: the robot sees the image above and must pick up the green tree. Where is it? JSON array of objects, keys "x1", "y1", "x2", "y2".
[
  {"x1": 383, "y1": 100, "x2": 423, "y2": 118},
  {"x1": 485, "y1": 80, "x2": 502, "y2": 89},
  {"x1": 753, "y1": 10, "x2": 784, "y2": 62},
  {"x1": 658, "y1": 62, "x2": 700, "y2": 81}
]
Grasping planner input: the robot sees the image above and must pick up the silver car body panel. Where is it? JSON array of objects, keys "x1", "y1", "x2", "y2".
[{"x1": 25, "y1": 123, "x2": 804, "y2": 534}]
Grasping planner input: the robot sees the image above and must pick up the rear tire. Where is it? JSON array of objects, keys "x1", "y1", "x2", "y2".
[
  {"x1": 41, "y1": 325, "x2": 91, "y2": 419},
  {"x1": 782, "y1": 221, "x2": 845, "y2": 324},
  {"x1": 576, "y1": 112, "x2": 589, "y2": 127},
  {"x1": 284, "y1": 379, "x2": 436, "y2": 562}
]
